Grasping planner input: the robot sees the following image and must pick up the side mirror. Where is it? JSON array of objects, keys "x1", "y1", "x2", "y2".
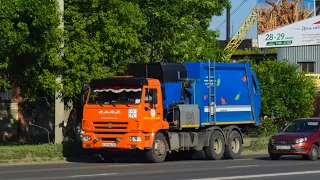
[
  {"x1": 81, "y1": 84, "x2": 89, "y2": 106},
  {"x1": 152, "y1": 93, "x2": 158, "y2": 104},
  {"x1": 83, "y1": 84, "x2": 88, "y2": 91},
  {"x1": 150, "y1": 89, "x2": 158, "y2": 104},
  {"x1": 81, "y1": 94, "x2": 86, "y2": 106}
]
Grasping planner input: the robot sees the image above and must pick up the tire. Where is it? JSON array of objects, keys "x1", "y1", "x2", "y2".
[
  {"x1": 224, "y1": 130, "x2": 242, "y2": 159},
  {"x1": 204, "y1": 130, "x2": 225, "y2": 160},
  {"x1": 270, "y1": 154, "x2": 280, "y2": 160},
  {"x1": 307, "y1": 144, "x2": 318, "y2": 161},
  {"x1": 145, "y1": 132, "x2": 169, "y2": 163}
]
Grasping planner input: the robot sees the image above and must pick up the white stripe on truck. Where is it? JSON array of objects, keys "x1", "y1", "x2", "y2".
[{"x1": 204, "y1": 105, "x2": 252, "y2": 112}]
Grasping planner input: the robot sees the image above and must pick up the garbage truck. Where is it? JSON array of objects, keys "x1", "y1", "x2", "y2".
[{"x1": 80, "y1": 60, "x2": 261, "y2": 163}]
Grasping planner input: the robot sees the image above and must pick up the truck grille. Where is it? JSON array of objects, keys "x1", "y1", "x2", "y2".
[{"x1": 92, "y1": 121, "x2": 128, "y2": 133}]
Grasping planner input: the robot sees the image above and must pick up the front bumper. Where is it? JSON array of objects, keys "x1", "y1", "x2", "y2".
[
  {"x1": 268, "y1": 142, "x2": 310, "y2": 155},
  {"x1": 81, "y1": 132, "x2": 154, "y2": 150}
]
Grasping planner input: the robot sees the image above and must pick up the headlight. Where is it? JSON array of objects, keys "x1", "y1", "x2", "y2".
[
  {"x1": 296, "y1": 137, "x2": 307, "y2": 143},
  {"x1": 269, "y1": 138, "x2": 276, "y2": 144},
  {"x1": 81, "y1": 136, "x2": 91, "y2": 141},
  {"x1": 130, "y1": 136, "x2": 141, "y2": 142}
]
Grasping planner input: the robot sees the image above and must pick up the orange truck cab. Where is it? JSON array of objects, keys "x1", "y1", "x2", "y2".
[
  {"x1": 80, "y1": 61, "x2": 261, "y2": 163},
  {"x1": 81, "y1": 77, "x2": 169, "y2": 161}
]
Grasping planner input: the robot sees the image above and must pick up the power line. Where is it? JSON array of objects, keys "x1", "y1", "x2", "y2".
[{"x1": 215, "y1": 0, "x2": 248, "y2": 30}]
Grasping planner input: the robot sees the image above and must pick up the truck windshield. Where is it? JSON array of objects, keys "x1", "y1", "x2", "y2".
[
  {"x1": 87, "y1": 85, "x2": 142, "y2": 105},
  {"x1": 284, "y1": 120, "x2": 320, "y2": 133}
]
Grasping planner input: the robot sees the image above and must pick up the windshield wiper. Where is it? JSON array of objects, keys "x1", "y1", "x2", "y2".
[
  {"x1": 96, "y1": 101, "x2": 104, "y2": 107},
  {"x1": 117, "y1": 100, "x2": 130, "y2": 107}
]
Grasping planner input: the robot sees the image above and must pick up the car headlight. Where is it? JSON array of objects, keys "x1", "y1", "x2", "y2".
[
  {"x1": 130, "y1": 136, "x2": 141, "y2": 142},
  {"x1": 269, "y1": 138, "x2": 276, "y2": 144},
  {"x1": 81, "y1": 136, "x2": 91, "y2": 141},
  {"x1": 296, "y1": 137, "x2": 307, "y2": 143}
]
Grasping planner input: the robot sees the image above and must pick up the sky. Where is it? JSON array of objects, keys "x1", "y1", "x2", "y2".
[
  {"x1": 209, "y1": 0, "x2": 318, "y2": 40},
  {"x1": 209, "y1": 0, "x2": 258, "y2": 40}
]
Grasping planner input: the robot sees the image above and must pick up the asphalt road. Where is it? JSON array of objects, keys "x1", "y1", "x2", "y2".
[{"x1": 1, "y1": 154, "x2": 320, "y2": 180}]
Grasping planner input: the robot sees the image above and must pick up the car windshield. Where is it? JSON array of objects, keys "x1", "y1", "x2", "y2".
[
  {"x1": 87, "y1": 85, "x2": 142, "y2": 105},
  {"x1": 284, "y1": 120, "x2": 320, "y2": 133}
]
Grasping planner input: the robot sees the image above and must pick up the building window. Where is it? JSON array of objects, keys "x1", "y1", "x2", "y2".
[{"x1": 299, "y1": 62, "x2": 315, "y2": 73}]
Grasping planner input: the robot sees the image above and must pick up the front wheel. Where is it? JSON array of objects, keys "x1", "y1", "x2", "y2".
[
  {"x1": 204, "y1": 130, "x2": 225, "y2": 160},
  {"x1": 306, "y1": 144, "x2": 319, "y2": 161},
  {"x1": 145, "y1": 132, "x2": 169, "y2": 163}
]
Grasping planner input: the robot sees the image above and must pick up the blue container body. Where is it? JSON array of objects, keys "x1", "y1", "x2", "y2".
[
  {"x1": 161, "y1": 82, "x2": 183, "y2": 109},
  {"x1": 161, "y1": 61, "x2": 261, "y2": 127}
]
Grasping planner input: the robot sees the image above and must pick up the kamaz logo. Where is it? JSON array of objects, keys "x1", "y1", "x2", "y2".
[{"x1": 98, "y1": 110, "x2": 120, "y2": 114}]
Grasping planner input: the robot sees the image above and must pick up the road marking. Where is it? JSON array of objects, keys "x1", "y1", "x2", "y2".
[
  {"x1": 226, "y1": 165, "x2": 260, "y2": 169},
  {"x1": 0, "y1": 164, "x2": 144, "y2": 174},
  {"x1": 70, "y1": 173, "x2": 118, "y2": 178},
  {"x1": 190, "y1": 170, "x2": 320, "y2": 180}
]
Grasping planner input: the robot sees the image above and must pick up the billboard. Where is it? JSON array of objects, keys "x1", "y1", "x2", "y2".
[{"x1": 258, "y1": 0, "x2": 320, "y2": 48}]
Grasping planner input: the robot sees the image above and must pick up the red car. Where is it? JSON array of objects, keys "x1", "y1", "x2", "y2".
[{"x1": 268, "y1": 118, "x2": 320, "y2": 161}]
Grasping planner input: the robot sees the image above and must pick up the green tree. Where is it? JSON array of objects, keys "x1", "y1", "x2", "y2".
[
  {"x1": 63, "y1": 0, "x2": 146, "y2": 97},
  {"x1": 251, "y1": 59, "x2": 317, "y2": 130},
  {"x1": 63, "y1": 0, "x2": 230, "y2": 97},
  {"x1": 0, "y1": 0, "x2": 62, "y2": 98},
  {"x1": 135, "y1": 0, "x2": 230, "y2": 63}
]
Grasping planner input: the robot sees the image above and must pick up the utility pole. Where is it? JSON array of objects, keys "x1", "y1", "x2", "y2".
[
  {"x1": 55, "y1": 0, "x2": 64, "y2": 144},
  {"x1": 226, "y1": 6, "x2": 231, "y2": 43}
]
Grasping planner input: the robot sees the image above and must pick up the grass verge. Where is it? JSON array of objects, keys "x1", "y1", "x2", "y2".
[
  {"x1": 243, "y1": 137, "x2": 269, "y2": 152},
  {"x1": 0, "y1": 137, "x2": 269, "y2": 164},
  {"x1": 0, "y1": 143, "x2": 64, "y2": 163}
]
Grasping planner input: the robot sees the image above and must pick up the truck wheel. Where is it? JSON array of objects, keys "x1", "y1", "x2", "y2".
[
  {"x1": 306, "y1": 144, "x2": 318, "y2": 161},
  {"x1": 224, "y1": 130, "x2": 242, "y2": 159},
  {"x1": 145, "y1": 132, "x2": 168, "y2": 163},
  {"x1": 204, "y1": 130, "x2": 225, "y2": 160}
]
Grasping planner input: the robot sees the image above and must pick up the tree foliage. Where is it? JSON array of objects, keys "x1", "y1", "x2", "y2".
[
  {"x1": 0, "y1": 0, "x2": 62, "y2": 98},
  {"x1": 134, "y1": 0, "x2": 229, "y2": 63},
  {"x1": 63, "y1": 0, "x2": 147, "y2": 97},
  {"x1": 251, "y1": 59, "x2": 317, "y2": 130},
  {"x1": 63, "y1": 0, "x2": 230, "y2": 97}
]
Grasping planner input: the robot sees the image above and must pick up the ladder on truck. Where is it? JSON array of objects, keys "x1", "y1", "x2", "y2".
[{"x1": 207, "y1": 59, "x2": 216, "y2": 124}]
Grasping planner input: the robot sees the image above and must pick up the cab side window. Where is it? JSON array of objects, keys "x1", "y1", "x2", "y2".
[
  {"x1": 144, "y1": 88, "x2": 158, "y2": 104},
  {"x1": 144, "y1": 88, "x2": 152, "y2": 103}
]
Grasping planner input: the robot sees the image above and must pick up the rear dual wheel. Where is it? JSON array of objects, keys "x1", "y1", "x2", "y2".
[
  {"x1": 204, "y1": 130, "x2": 225, "y2": 160},
  {"x1": 224, "y1": 130, "x2": 242, "y2": 159},
  {"x1": 204, "y1": 130, "x2": 242, "y2": 160}
]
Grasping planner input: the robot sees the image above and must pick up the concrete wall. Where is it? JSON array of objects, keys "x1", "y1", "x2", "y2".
[{"x1": 0, "y1": 103, "x2": 19, "y2": 141}]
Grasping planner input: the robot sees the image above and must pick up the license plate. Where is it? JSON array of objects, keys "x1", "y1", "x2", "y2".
[
  {"x1": 276, "y1": 145, "x2": 290, "y2": 150},
  {"x1": 102, "y1": 143, "x2": 116, "y2": 147}
]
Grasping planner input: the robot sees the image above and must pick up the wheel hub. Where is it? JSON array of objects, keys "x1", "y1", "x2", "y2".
[
  {"x1": 214, "y1": 138, "x2": 222, "y2": 154},
  {"x1": 231, "y1": 137, "x2": 240, "y2": 153},
  {"x1": 155, "y1": 139, "x2": 165, "y2": 156}
]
